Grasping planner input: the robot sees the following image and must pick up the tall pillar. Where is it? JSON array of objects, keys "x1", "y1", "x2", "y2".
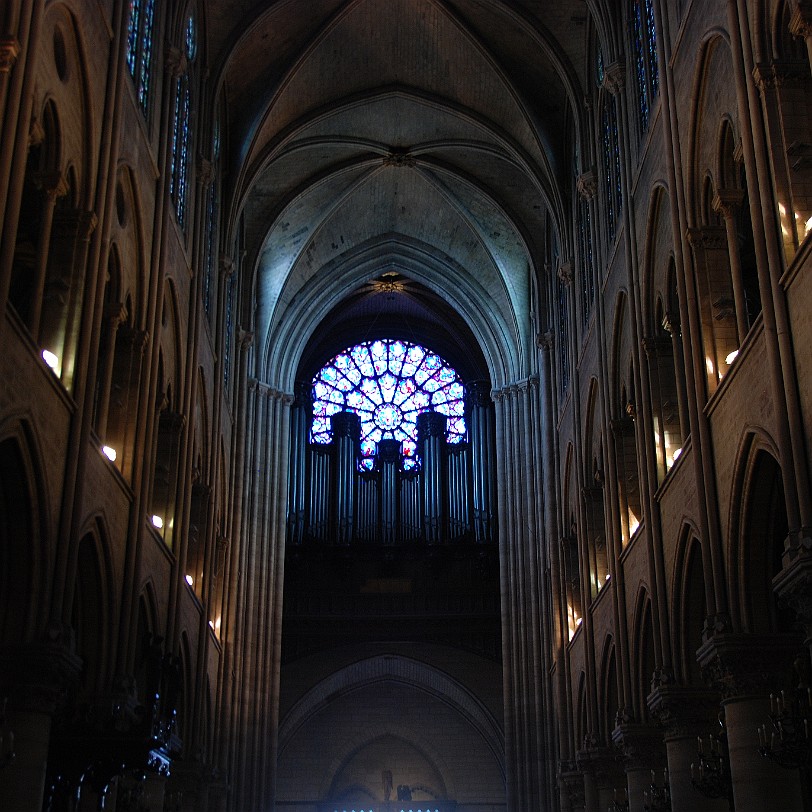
[
  {"x1": 612, "y1": 724, "x2": 666, "y2": 812},
  {"x1": 0, "y1": 626, "x2": 82, "y2": 812},
  {"x1": 648, "y1": 683, "x2": 729, "y2": 812},
  {"x1": 790, "y1": 3, "x2": 812, "y2": 75},
  {"x1": 698, "y1": 633, "x2": 804, "y2": 812}
]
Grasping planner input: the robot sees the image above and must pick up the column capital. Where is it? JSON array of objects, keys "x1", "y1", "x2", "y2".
[
  {"x1": 219, "y1": 254, "x2": 235, "y2": 278},
  {"x1": 238, "y1": 329, "x2": 253, "y2": 351},
  {"x1": 648, "y1": 684, "x2": 722, "y2": 740},
  {"x1": 558, "y1": 260, "x2": 574, "y2": 286},
  {"x1": 642, "y1": 334, "x2": 673, "y2": 358},
  {"x1": 558, "y1": 761, "x2": 586, "y2": 808},
  {"x1": 611, "y1": 723, "x2": 666, "y2": 769},
  {"x1": 165, "y1": 46, "x2": 188, "y2": 79},
  {"x1": 0, "y1": 37, "x2": 20, "y2": 74},
  {"x1": 537, "y1": 330, "x2": 554, "y2": 350},
  {"x1": 711, "y1": 188, "x2": 745, "y2": 219},
  {"x1": 577, "y1": 169, "x2": 597, "y2": 202},
  {"x1": 602, "y1": 61, "x2": 625, "y2": 94},
  {"x1": 790, "y1": 3, "x2": 812, "y2": 39},
  {"x1": 754, "y1": 59, "x2": 811, "y2": 93},
  {"x1": 773, "y1": 550, "x2": 812, "y2": 632},
  {"x1": 103, "y1": 301, "x2": 128, "y2": 328},
  {"x1": 697, "y1": 632, "x2": 802, "y2": 701},
  {"x1": 686, "y1": 225, "x2": 727, "y2": 251},
  {"x1": 0, "y1": 624, "x2": 82, "y2": 714},
  {"x1": 466, "y1": 379, "x2": 492, "y2": 407},
  {"x1": 197, "y1": 157, "x2": 214, "y2": 189},
  {"x1": 34, "y1": 171, "x2": 69, "y2": 198}
]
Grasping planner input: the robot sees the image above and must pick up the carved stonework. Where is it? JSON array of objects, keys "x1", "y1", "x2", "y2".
[
  {"x1": 686, "y1": 226, "x2": 727, "y2": 252},
  {"x1": 577, "y1": 170, "x2": 597, "y2": 202},
  {"x1": 238, "y1": 329, "x2": 253, "y2": 351},
  {"x1": 697, "y1": 632, "x2": 801, "y2": 700},
  {"x1": 559, "y1": 761, "x2": 586, "y2": 809},
  {"x1": 558, "y1": 260, "x2": 574, "y2": 286},
  {"x1": 537, "y1": 330, "x2": 554, "y2": 350},
  {"x1": 648, "y1": 684, "x2": 721, "y2": 740},
  {"x1": 219, "y1": 254, "x2": 235, "y2": 278},
  {"x1": 773, "y1": 552, "x2": 812, "y2": 629},
  {"x1": 0, "y1": 624, "x2": 82, "y2": 715},
  {"x1": 642, "y1": 335, "x2": 672, "y2": 359},
  {"x1": 0, "y1": 37, "x2": 20, "y2": 74},
  {"x1": 711, "y1": 188, "x2": 745, "y2": 220},
  {"x1": 753, "y1": 61, "x2": 810, "y2": 93},
  {"x1": 602, "y1": 61, "x2": 625, "y2": 95},
  {"x1": 165, "y1": 46, "x2": 188, "y2": 79},
  {"x1": 576, "y1": 743, "x2": 623, "y2": 791},
  {"x1": 383, "y1": 149, "x2": 416, "y2": 168},
  {"x1": 790, "y1": 3, "x2": 812, "y2": 40},
  {"x1": 197, "y1": 158, "x2": 214, "y2": 188},
  {"x1": 612, "y1": 723, "x2": 665, "y2": 769}
]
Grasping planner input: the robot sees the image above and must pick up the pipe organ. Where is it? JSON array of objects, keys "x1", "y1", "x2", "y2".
[{"x1": 286, "y1": 380, "x2": 497, "y2": 546}]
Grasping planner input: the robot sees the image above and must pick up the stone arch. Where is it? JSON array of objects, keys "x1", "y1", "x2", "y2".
[
  {"x1": 632, "y1": 588, "x2": 656, "y2": 721},
  {"x1": 0, "y1": 422, "x2": 50, "y2": 644},
  {"x1": 261, "y1": 236, "x2": 529, "y2": 393},
  {"x1": 672, "y1": 525, "x2": 708, "y2": 684},
  {"x1": 728, "y1": 432, "x2": 794, "y2": 636}
]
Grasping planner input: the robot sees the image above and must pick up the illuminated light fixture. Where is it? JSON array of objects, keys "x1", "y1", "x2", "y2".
[
  {"x1": 806, "y1": 215, "x2": 812, "y2": 238},
  {"x1": 102, "y1": 445, "x2": 117, "y2": 462},
  {"x1": 151, "y1": 514, "x2": 164, "y2": 529},
  {"x1": 725, "y1": 349, "x2": 739, "y2": 365},
  {"x1": 576, "y1": 617, "x2": 583, "y2": 625},
  {"x1": 629, "y1": 515, "x2": 640, "y2": 536},
  {"x1": 605, "y1": 572, "x2": 611, "y2": 580},
  {"x1": 185, "y1": 574, "x2": 194, "y2": 586},
  {"x1": 208, "y1": 620, "x2": 214, "y2": 629},
  {"x1": 672, "y1": 447, "x2": 682, "y2": 461},
  {"x1": 42, "y1": 350, "x2": 59, "y2": 370}
]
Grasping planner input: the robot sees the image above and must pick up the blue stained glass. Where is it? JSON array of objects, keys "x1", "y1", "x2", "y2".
[
  {"x1": 126, "y1": 0, "x2": 155, "y2": 117},
  {"x1": 204, "y1": 179, "x2": 217, "y2": 315},
  {"x1": 645, "y1": 0, "x2": 659, "y2": 97},
  {"x1": 633, "y1": 1, "x2": 649, "y2": 132},
  {"x1": 185, "y1": 13, "x2": 197, "y2": 61},
  {"x1": 311, "y1": 339, "x2": 467, "y2": 467},
  {"x1": 602, "y1": 104, "x2": 616, "y2": 238}
]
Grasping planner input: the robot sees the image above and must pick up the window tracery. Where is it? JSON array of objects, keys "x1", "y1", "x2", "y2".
[
  {"x1": 311, "y1": 339, "x2": 466, "y2": 471},
  {"x1": 631, "y1": 0, "x2": 659, "y2": 134},
  {"x1": 170, "y1": 12, "x2": 195, "y2": 229},
  {"x1": 126, "y1": 0, "x2": 155, "y2": 118}
]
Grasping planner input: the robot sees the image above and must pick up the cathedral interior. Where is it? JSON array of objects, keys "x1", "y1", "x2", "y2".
[{"x1": 2, "y1": 0, "x2": 812, "y2": 810}]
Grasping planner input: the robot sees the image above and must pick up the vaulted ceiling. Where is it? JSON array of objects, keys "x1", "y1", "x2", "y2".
[{"x1": 206, "y1": 0, "x2": 592, "y2": 388}]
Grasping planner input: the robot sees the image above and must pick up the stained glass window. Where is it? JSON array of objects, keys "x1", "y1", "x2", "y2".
[
  {"x1": 631, "y1": 0, "x2": 659, "y2": 134},
  {"x1": 558, "y1": 278, "x2": 570, "y2": 394},
  {"x1": 578, "y1": 197, "x2": 594, "y2": 329},
  {"x1": 126, "y1": 0, "x2": 155, "y2": 117},
  {"x1": 601, "y1": 95, "x2": 622, "y2": 240},
  {"x1": 311, "y1": 339, "x2": 466, "y2": 471},
  {"x1": 170, "y1": 13, "x2": 195, "y2": 229}
]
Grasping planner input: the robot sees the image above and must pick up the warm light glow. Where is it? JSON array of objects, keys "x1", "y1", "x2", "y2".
[
  {"x1": 102, "y1": 445, "x2": 117, "y2": 462},
  {"x1": 185, "y1": 574, "x2": 194, "y2": 586},
  {"x1": 806, "y1": 215, "x2": 812, "y2": 238},
  {"x1": 672, "y1": 447, "x2": 682, "y2": 462},
  {"x1": 42, "y1": 350, "x2": 59, "y2": 370},
  {"x1": 779, "y1": 203, "x2": 787, "y2": 216},
  {"x1": 215, "y1": 616, "x2": 221, "y2": 633},
  {"x1": 705, "y1": 357, "x2": 714, "y2": 376},
  {"x1": 628, "y1": 512, "x2": 640, "y2": 537},
  {"x1": 605, "y1": 572, "x2": 611, "y2": 580},
  {"x1": 151, "y1": 514, "x2": 164, "y2": 529},
  {"x1": 725, "y1": 349, "x2": 739, "y2": 365}
]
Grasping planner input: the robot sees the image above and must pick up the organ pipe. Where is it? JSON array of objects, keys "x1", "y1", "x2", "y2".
[
  {"x1": 418, "y1": 411, "x2": 447, "y2": 543},
  {"x1": 379, "y1": 439, "x2": 400, "y2": 544},
  {"x1": 331, "y1": 411, "x2": 360, "y2": 545}
]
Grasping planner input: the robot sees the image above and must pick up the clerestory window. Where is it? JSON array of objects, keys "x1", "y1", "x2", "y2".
[{"x1": 311, "y1": 339, "x2": 466, "y2": 471}]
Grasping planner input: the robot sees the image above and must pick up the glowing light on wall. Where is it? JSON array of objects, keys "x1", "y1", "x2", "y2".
[
  {"x1": 42, "y1": 350, "x2": 59, "y2": 370},
  {"x1": 151, "y1": 514, "x2": 163, "y2": 529},
  {"x1": 102, "y1": 445, "x2": 117, "y2": 462}
]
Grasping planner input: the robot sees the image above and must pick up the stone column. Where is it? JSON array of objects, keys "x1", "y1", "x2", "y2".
[
  {"x1": 649, "y1": 683, "x2": 729, "y2": 812},
  {"x1": 790, "y1": 3, "x2": 812, "y2": 78},
  {"x1": 576, "y1": 744, "x2": 623, "y2": 812},
  {"x1": 559, "y1": 762, "x2": 586, "y2": 812},
  {"x1": 711, "y1": 189, "x2": 749, "y2": 344},
  {"x1": 0, "y1": 626, "x2": 82, "y2": 812},
  {"x1": 612, "y1": 723, "x2": 666, "y2": 812},
  {"x1": 698, "y1": 633, "x2": 805, "y2": 812}
]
